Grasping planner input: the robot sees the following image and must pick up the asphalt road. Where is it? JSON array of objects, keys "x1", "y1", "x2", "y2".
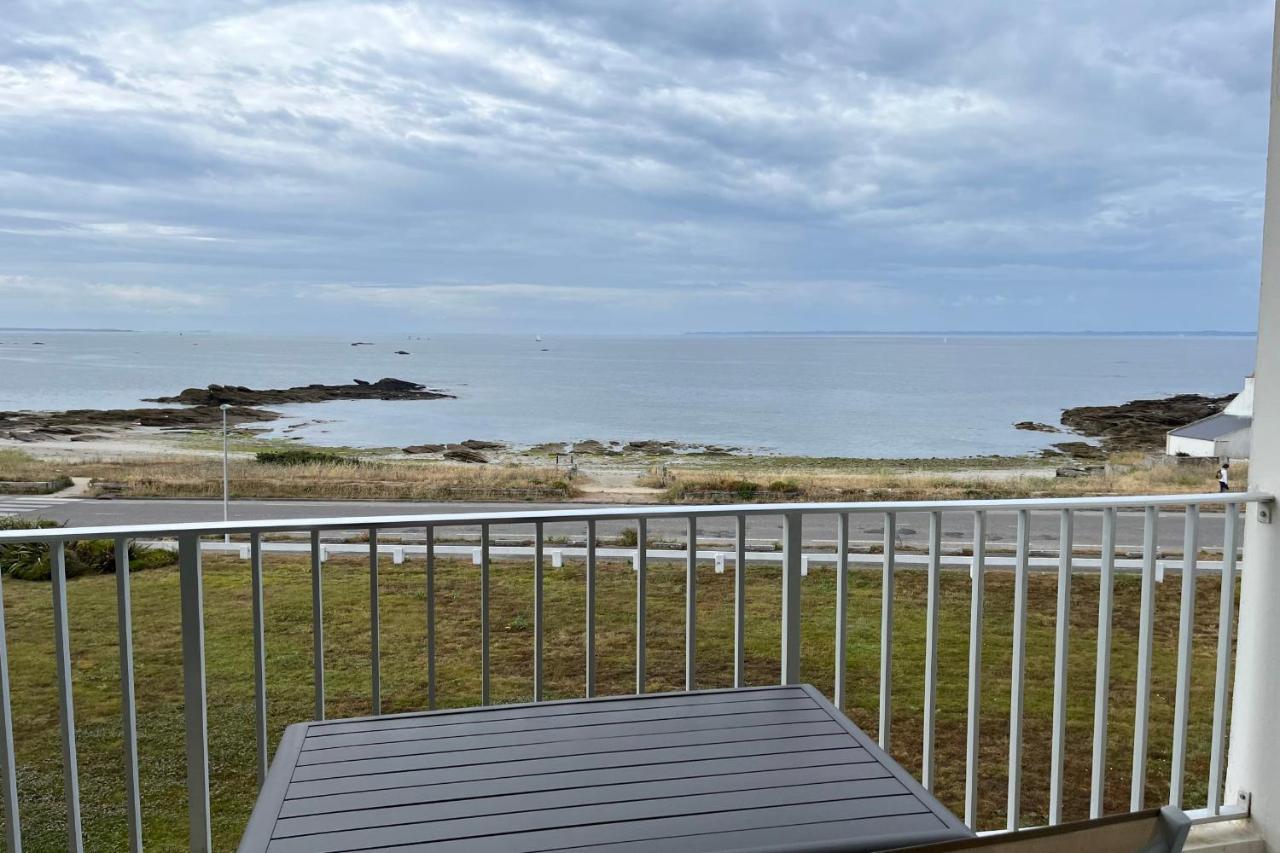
[{"x1": 2, "y1": 496, "x2": 1242, "y2": 552}]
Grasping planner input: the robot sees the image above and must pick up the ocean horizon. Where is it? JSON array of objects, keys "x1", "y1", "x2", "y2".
[{"x1": 0, "y1": 331, "x2": 1258, "y2": 458}]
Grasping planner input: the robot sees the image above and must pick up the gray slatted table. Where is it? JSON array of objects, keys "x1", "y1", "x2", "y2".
[{"x1": 239, "y1": 684, "x2": 970, "y2": 853}]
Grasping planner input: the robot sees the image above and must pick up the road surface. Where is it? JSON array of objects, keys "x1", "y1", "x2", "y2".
[{"x1": 0, "y1": 495, "x2": 1243, "y2": 552}]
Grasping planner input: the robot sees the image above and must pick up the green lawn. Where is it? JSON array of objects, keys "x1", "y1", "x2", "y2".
[{"x1": 0, "y1": 551, "x2": 1231, "y2": 849}]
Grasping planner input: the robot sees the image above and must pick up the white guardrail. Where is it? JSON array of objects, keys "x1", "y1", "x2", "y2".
[{"x1": 0, "y1": 492, "x2": 1271, "y2": 851}]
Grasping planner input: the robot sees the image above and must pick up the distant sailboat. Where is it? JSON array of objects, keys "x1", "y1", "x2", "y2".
[{"x1": 535, "y1": 334, "x2": 543, "y2": 342}]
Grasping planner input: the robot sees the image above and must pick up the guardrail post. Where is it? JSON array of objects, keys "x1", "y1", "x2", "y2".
[
  {"x1": 51, "y1": 540, "x2": 83, "y2": 852},
  {"x1": 781, "y1": 513, "x2": 802, "y2": 684},
  {"x1": 178, "y1": 534, "x2": 211, "y2": 852}
]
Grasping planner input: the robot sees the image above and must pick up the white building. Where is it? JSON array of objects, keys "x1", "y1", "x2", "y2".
[{"x1": 1165, "y1": 375, "x2": 1254, "y2": 458}]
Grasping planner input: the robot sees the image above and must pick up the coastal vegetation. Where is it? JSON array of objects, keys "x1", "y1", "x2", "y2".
[
  {"x1": 0, "y1": 553, "x2": 1231, "y2": 848},
  {"x1": 650, "y1": 455, "x2": 1236, "y2": 503},
  {"x1": 254, "y1": 448, "x2": 356, "y2": 466},
  {"x1": 0, "y1": 518, "x2": 175, "y2": 580},
  {"x1": 0, "y1": 447, "x2": 1236, "y2": 503},
  {"x1": 55, "y1": 455, "x2": 576, "y2": 501}
]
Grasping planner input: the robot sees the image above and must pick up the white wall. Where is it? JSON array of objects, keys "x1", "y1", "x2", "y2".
[
  {"x1": 1224, "y1": 1, "x2": 1280, "y2": 844},
  {"x1": 1167, "y1": 435, "x2": 1218, "y2": 457}
]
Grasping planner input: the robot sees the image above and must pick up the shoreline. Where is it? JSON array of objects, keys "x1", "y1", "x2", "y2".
[{"x1": 0, "y1": 387, "x2": 1234, "y2": 504}]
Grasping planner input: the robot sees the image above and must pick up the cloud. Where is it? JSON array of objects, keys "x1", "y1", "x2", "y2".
[{"x1": 0, "y1": 0, "x2": 1271, "y2": 331}]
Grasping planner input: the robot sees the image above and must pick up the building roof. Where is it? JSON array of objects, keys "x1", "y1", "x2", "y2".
[{"x1": 1167, "y1": 413, "x2": 1252, "y2": 441}]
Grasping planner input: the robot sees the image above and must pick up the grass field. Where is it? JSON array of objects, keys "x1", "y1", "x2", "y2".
[
  {"x1": 0, "y1": 549, "x2": 1232, "y2": 849},
  {"x1": 0, "y1": 450, "x2": 578, "y2": 501},
  {"x1": 651, "y1": 457, "x2": 1234, "y2": 503}
]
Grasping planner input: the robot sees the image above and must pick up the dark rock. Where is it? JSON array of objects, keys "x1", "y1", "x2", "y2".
[
  {"x1": 1060, "y1": 393, "x2": 1234, "y2": 452},
  {"x1": 1051, "y1": 441, "x2": 1107, "y2": 461},
  {"x1": 145, "y1": 377, "x2": 451, "y2": 406},
  {"x1": 572, "y1": 440, "x2": 607, "y2": 454},
  {"x1": 1056, "y1": 464, "x2": 1106, "y2": 478},
  {"x1": 351, "y1": 342, "x2": 373, "y2": 346},
  {"x1": 461, "y1": 439, "x2": 504, "y2": 450},
  {"x1": 402, "y1": 444, "x2": 445, "y2": 454},
  {"x1": 625, "y1": 440, "x2": 676, "y2": 454},
  {"x1": 1, "y1": 404, "x2": 274, "y2": 433},
  {"x1": 394, "y1": 350, "x2": 410, "y2": 355},
  {"x1": 443, "y1": 448, "x2": 488, "y2": 463},
  {"x1": 1014, "y1": 421, "x2": 1060, "y2": 433}
]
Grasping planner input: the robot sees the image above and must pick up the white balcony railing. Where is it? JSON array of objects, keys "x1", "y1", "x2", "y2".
[{"x1": 0, "y1": 492, "x2": 1270, "y2": 851}]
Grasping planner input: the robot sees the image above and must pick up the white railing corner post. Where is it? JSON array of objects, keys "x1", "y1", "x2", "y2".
[{"x1": 1226, "y1": 2, "x2": 1280, "y2": 839}]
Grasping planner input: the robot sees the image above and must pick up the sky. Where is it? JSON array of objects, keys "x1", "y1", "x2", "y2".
[{"x1": 0, "y1": 0, "x2": 1274, "y2": 334}]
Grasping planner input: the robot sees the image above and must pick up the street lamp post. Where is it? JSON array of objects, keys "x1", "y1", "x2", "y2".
[{"x1": 220, "y1": 403, "x2": 231, "y2": 543}]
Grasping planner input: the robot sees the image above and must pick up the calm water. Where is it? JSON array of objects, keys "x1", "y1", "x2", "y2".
[{"x1": 0, "y1": 332, "x2": 1257, "y2": 458}]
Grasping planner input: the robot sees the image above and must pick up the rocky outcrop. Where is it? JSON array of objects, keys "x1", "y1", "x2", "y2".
[
  {"x1": 443, "y1": 448, "x2": 488, "y2": 463},
  {"x1": 1, "y1": 404, "x2": 272, "y2": 437},
  {"x1": 1060, "y1": 393, "x2": 1234, "y2": 452},
  {"x1": 460, "y1": 439, "x2": 504, "y2": 450},
  {"x1": 402, "y1": 444, "x2": 445, "y2": 454},
  {"x1": 624, "y1": 440, "x2": 676, "y2": 455},
  {"x1": 3, "y1": 377, "x2": 453, "y2": 439},
  {"x1": 1014, "y1": 421, "x2": 1060, "y2": 433},
  {"x1": 1049, "y1": 441, "x2": 1108, "y2": 461},
  {"x1": 147, "y1": 377, "x2": 451, "y2": 406}
]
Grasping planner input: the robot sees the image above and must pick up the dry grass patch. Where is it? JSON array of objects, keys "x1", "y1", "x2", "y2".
[
  {"x1": 70, "y1": 456, "x2": 577, "y2": 500},
  {"x1": 658, "y1": 460, "x2": 1232, "y2": 503}
]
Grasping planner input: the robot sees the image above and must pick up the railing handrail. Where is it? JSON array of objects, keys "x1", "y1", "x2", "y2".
[
  {"x1": 0, "y1": 491, "x2": 1271, "y2": 542},
  {"x1": 0, "y1": 488, "x2": 1267, "y2": 847}
]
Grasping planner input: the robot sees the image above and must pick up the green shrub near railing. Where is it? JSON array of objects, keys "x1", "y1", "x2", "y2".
[
  {"x1": 0, "y1": 518, "x2": 175, "y2": 581},
  {"x1": 254, "y1": 448, "x2": 357, "y2": 466}
]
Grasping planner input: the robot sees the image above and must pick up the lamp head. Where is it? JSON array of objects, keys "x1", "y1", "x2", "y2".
[{"x1": 219, "y1": 403, "x2": 231, "y2": 411}]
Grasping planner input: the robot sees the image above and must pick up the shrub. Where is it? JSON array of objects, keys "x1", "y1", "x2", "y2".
[
  {"x1": 767, "y1": 479, "x2": 800, "y2": 494},
  {"x1": 618, "y1": 527, "x2": 638, "y2": 547},
  {"x1": 0, "y1": 518, "x2": 177, "y2": 581},
  {"x1": 255, "y1": 449, "x2": 356, "y2": 466}
]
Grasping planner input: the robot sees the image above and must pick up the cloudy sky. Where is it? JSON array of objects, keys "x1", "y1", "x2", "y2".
[{"x1": 0, "y1": 1, "x2": 1273, "y2": 333}]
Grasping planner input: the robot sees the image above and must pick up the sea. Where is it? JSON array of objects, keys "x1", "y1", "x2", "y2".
[{"x1": 0, "y1": 331, "x2": 1258, "y2": 459}]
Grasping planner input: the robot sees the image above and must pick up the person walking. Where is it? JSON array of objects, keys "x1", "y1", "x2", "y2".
[{"x1": 1219, "y1": 461, "x2": 1231, "y2": 492}]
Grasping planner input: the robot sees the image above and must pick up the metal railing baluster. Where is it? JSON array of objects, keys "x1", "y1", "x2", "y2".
[
  {"x1": 1131, "y1": 506, "x2": 1158, "y2": 810},
  {"x1": 734, "y1": 514, "x2": 746, "y2": 688},
  {"x1": 481, "y1": 523, "x2": 491, "y2": 706},
  {"x1": 635, "y1": 518, "x2": 647, "y2": 695},
  {"x1": 1048, "y1": 509, "x2": 1074, "y2": 825},
  {"x1": 1007, "y1": 509, "x2": 1030, "y2": 829},
  {"x1": 781, "y1": 513, "x2": 802, "y2": 685},
  {"x1": 964, "y1": 510, "x2": 986, "y2": 828},
  {"x1": 686, "y1": 517, "x2": 697, "y2": 691},
  {"x1": 1170, "y1": 505, "x2": 1201, "y2": 808},
  {"x1": 310, "y1": 528, "x2": 325, "y2": 720},
  {"x1": 880, "y1": 511, "x2": 896, "y2": 749},
  {"x1": 249, "y1": 533, "x2": 267, "y2": 790},
  {"x1": 369, "y1": 528, "x2": 381, "y2": 715},
  {"x1": 51, "y1": 540, "x2": 84, "y2": 852},
  {"x1": 1207, "y1": 503, "x2": 1239, "y2": 814},
  {"x1": 178, "y1": 534, "x2": 211, "y2": 852},
  {"x1": 115, "y1": 537, "x2": 142, "y2": 850},
  {"x1": 834, "y1": 513, "x2": 850, "y2": 709},
  {"x1": 1090, "y1": 508, "x2": 1117, "y2": 818},
  {"x1": 425, "y1": 525, "x2": 436, "y2": 710},
  {"x1": 0, "y1": 489, "x2": 1265, "y2": 846},
  {"x1": 923, "y1": 511, "x2": 942, "y2": 792},
  {"x1": 0, "y1": 549, "x2": 19, "y2": 853},
  {"x1": 586, "y1": 519, "x2": 597, "y2": 698},
  {"x1": 534, "y1": 521, "x2": 544, "y2": 702}
]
